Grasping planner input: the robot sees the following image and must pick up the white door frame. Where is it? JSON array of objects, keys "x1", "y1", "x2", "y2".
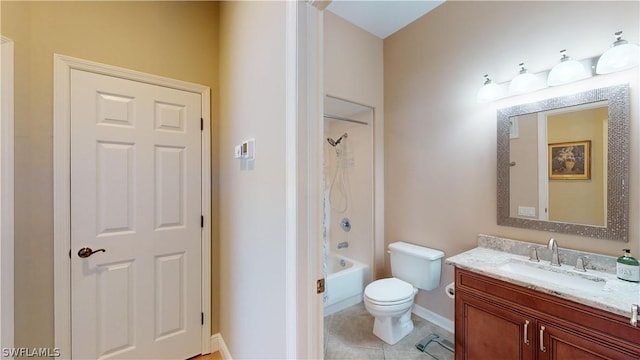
[
  {"x1": 1, "y1": 36, "x2": 15, "y2": 354},
  {"x1": 287, "y1": 2, "x2": 325, "y2": 358},
  {"x1": 537, "y1": 114, "x2": 549, "y2": 221},
  {"x1": 53, "y1": 54, "x2": 212, "y2": 359}
]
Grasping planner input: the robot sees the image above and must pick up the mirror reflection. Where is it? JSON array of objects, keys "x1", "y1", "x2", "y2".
[
  {"x1": 497, "y1": 84, "x2": 629, "y2": 241},
  {"x1": 509, "y1": 102, "x2": 608, "y2": 226}
]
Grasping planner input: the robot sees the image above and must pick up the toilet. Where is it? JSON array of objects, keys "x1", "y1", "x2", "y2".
[{"x1": 363, "y1": 241, "x2": 444, "y2": 345}]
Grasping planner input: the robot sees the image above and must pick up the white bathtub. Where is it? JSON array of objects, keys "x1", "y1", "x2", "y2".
[{"x1": 324, "y1": 254, "x2": 368, "y2": 316}]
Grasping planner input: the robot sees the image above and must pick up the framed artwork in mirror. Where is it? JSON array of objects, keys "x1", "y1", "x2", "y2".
[{"x1": 548, "y1": 140, "x2": 591, "y2": 180}]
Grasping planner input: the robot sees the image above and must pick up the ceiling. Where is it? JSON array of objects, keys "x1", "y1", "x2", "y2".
[{"x1": 326, "y1": 0, "x2": 445, "y2": 39}]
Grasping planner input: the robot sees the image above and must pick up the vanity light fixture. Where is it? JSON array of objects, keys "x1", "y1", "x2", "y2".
[
  {"x1": 548, "y1": 50, "x2": 590, "y2": 86},
  {"x1": 508, "y1": 63, "x2": 546, "y2": 95},
  {"x1": 478, "y1": 31, "x2": 638, "y2": 103},
  {"x1": 476, "y1": 74, "x2": 503, "y2": 103},
  {"x1": 596, "y1": 31, "x2": 639, "y2": 74}
]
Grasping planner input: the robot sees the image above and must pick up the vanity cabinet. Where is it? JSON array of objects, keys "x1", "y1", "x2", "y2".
[
  {"x1": 457, "y1": 291, "x2": 535, "y2": 359},
  {"x1": 455, "y1": 268, "x2": 640, "y2": 360}
]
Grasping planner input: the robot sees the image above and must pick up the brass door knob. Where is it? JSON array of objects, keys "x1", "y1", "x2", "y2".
[{"x1": 77, "y1": 247, "x2": 106, "y2": 258}]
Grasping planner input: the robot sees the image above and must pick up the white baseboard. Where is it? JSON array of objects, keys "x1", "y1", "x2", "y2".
[
  {"x1": 210, "y1": 333, "x2": 232, "y2": 360},
  {"x1": 412, "y1": 304, "x2": 454, "y2": 335}
]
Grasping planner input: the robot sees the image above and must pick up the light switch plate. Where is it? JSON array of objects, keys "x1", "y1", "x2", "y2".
[
  {"x1": 518, "y1": 206, "x2": 536, "y2": 217},
  {"x1": 242, "y1": 138, "x2": 255, "y2": 160}
]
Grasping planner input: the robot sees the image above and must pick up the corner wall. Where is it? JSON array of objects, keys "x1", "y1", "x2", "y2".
[
  {"x1": 218, "y1": 2, "x2": 288, "y2": 358},
  {"x1": 384, "y1": 1, "x2": 639, "y2": 322}
]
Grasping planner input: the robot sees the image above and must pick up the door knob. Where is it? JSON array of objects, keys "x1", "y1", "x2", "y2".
[{"x1": 77, "y1": 247, "x2": 106, "y2": 258}]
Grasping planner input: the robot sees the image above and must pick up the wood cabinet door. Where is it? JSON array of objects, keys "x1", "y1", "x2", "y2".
[
  {"x1": 456, "y1": 291, "x2": 535, "y2": 360},
  {"x1": 537, "y1": 322, "x2": 638, "y2": 360}
]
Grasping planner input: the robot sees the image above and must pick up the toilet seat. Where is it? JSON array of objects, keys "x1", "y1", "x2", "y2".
[
  {"x1": 364, "y1": 278, "x2": 415, "y2": 305},
  {"x1": 365, "y1": 295, "x2": 414, "y2": 307}
]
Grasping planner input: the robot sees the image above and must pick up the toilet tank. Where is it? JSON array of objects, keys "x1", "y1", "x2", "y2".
[{"x1": 389, "y1": 241, "x2": 445, "y2": 291}]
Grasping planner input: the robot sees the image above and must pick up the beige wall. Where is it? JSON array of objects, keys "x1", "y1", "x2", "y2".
[
  {"x1": 384, "y1": 1, "x2": 639, "y2": 322},
  {"x1": 218, "y1": 1, "x2": 289, "y2": 357},
  {"x1": 324, "y1": 12, "x2": 385, "y2": 278},
  {"x1": 1, "y1": 0, "x2": 220, "y2": 349}
]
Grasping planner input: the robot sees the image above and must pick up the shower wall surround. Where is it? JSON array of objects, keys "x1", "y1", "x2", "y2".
[{"x1": 324, "y1": 107, "x2": 374, "y2": 284}]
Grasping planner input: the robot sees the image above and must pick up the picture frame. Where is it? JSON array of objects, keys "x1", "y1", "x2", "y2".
[{"x1": 548, "y1": 140, "x2": 591, "y2": 180}]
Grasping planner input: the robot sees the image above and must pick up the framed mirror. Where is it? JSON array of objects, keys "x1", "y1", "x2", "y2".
[{"x1": 497, "y1": 84, "x2": 630, "y2": 241}]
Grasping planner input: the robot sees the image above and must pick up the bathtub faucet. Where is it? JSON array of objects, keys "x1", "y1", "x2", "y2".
[{"x1": 337, "y1": 242, "x2": 349, "y2": 249}]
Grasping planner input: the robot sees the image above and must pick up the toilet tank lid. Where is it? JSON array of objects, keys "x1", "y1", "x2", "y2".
[{"x1": 389, "y1": 242, "x2": 445, "y2": 260}]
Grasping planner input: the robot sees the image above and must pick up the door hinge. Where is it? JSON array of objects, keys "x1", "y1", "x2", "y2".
[
  {"x1": 316, "y1": 278, "x2": 325, "y2": 294},
  {"x1": 201, "y1": 118, "x2": 203, "y2": 131},
  {"x1": 201, "y1": 215, "x2": 204, "y2": 228},
  {"x1": 201, "y1": 312, "x2": 204, "y2": 325}
]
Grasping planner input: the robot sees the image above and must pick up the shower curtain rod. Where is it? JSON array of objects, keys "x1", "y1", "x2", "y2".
[{"x1": 323, "y1": 114, "x2": 369, "y2": 125}]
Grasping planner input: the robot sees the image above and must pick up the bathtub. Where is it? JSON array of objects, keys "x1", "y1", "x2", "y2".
[{"x1": 324, "y1": 254, "x2": 368, "y2": 316}]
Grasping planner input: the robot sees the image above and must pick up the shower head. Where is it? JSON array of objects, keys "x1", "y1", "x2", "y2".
[{"x1": 327, "y1": 133, "x2": 348, "y2": 147}]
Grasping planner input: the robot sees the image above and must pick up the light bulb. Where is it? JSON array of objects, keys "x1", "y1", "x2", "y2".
[
  {"x1": 477, "y1": 74, "x2": 503, "y2": 103},
  {"x1": 509, "y1": 63, "x2": 545, "y2": 95},
  {"x1": 596, "y1": 31, "x2": 639, "y2": 74},
  {"x1": 548, "y1": 50, "x2": 590, "y2": 86}
]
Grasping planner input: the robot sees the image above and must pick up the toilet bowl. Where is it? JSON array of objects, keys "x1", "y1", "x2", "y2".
[
  {"x1": 363, "y1": 278, "x2": 417, "y2": 344},
  {"x1": 364, "y1": 242, "x2": 444, "y2": 345}
]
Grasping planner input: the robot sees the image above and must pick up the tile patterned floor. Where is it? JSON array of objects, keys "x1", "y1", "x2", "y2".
[{"x1": 324, "y1": 303, "x2": 455, "y2": 360}]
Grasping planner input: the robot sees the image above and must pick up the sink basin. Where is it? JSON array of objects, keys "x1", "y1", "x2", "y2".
[{"x1": 498, "y1": 260, "x2": 607, "y2": 292}]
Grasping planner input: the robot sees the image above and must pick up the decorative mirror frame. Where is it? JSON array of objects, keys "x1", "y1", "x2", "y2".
[{"x1": 497, "y1": 84, "x2": 630, "y2": 241}]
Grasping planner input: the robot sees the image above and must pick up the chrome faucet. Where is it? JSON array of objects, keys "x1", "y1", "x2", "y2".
[{"x1": 548, "y1": 238, "x2": 561, "y2": 267}]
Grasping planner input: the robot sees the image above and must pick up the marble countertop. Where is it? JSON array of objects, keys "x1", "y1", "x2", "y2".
[{"x1": 446, "y1": 235, "x2": 640, "y2": 319}]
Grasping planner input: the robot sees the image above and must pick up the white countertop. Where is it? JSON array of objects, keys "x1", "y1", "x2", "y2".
[{"x1": 446, "y1": 246, "x2": 640, "y2": 318}]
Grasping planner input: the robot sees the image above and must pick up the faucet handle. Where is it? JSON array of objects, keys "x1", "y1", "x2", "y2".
[
  {"x1": 528, "y1": 246, "x2": 540, "y2": 262},
  {"x1": 574, "y1": 256, "x2": 589, "y2": 272}
]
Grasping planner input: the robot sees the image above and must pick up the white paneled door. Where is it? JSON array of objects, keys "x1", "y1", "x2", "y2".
[{"x1": 70, "y1": 69, "x2": 202, "y2": 359}]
